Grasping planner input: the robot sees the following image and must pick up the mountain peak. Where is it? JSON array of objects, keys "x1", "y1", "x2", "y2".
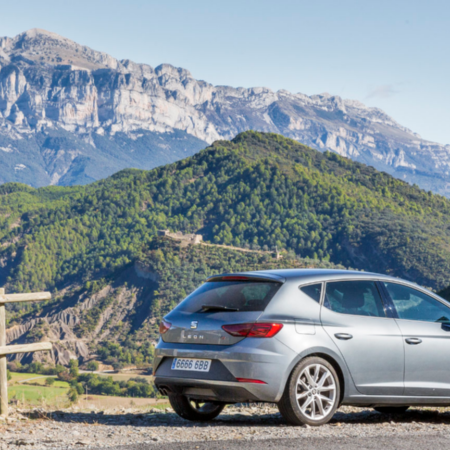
[
  {"x1": 21, "y1": 28, "x2": 64, "y2": 39},
  {"x1": 155, "y1": 63, "x2": 192, "y2": 79},
  {"x1": 2, "y1": 28, "x2": 120, "y2": 70}
]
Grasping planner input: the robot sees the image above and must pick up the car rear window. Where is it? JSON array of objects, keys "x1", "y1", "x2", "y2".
[{"x1": 175, "y1": 281, "x2": 282, "y2": 313}]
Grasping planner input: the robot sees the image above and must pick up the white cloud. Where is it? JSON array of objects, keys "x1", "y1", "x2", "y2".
[{"x1": 366, "y1": 84, "x2": 400, "y2": 99}]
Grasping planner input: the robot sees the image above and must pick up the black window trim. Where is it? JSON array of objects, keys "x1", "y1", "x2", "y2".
[
  {"x1": 298, "y1": 281, "x2": 324, "y2": 305},
  {"x1": 376, "y1": 281, "x2": 399, "y2": 319}
]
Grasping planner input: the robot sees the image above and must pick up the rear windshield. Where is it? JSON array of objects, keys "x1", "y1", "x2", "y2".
[{"x1": 176, "y1": 281, "x2": 282, "y2": 313}]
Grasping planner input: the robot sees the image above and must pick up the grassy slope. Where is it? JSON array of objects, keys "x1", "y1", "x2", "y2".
[
  {"x1": 8, "y1": 372, "x2": 166, "y2": 408},
  {"x1": 8, "y1": 384, "x2": 69, "y2": 407}
]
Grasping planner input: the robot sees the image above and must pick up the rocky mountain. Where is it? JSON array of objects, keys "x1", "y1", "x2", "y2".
[
  {"x1": 0, "y1": 29, "x2": 449, "y2": 193},
  {"x1": 3, "y1": 131, "x2": 450, "y2": 364}
]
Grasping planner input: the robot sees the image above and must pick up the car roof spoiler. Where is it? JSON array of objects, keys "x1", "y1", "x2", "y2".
[{"x1": 206, "y1": 272, "x2": 286, "y2": 283}]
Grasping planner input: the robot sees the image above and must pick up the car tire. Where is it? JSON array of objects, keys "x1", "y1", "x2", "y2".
[
  {"x1": 374, "y1": 406, "x2": 409, "y2": 414},
  {"x1": 278, "y1": 356, "x2": 340, "y2": 426},
  {"x1": 168, "y1": 394, "x2": 225, "y2": 422}
]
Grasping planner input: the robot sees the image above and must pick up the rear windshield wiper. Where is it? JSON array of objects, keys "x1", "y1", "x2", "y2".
[{"x1": 201, "y1": 305, "x2": 239, "y2": 312}]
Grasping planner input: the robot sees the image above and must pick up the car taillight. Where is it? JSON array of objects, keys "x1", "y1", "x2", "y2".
[
  {"x1": 159, "y1": 320, "x2": 172, "y2": 334},
  {"x1": 222, "y1": 323, "x2": 283, "y2": 338},
  {"x1": 220, "y1": 276, "x2": 250, "y2": 281},
  {"x1": 221, "y1": 323, "x2": 253, "y2": 337}
]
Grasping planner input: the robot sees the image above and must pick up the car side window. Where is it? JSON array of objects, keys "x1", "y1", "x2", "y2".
[
  {"x1": 324, "y1": 280, "x2": 386, "y2": 317},
  {"x1": 300, "y1": 283, "x2": 322, "y2": 303},
  {"x1": 384, "y1": 282, "x2": 450, "y2": 324}
]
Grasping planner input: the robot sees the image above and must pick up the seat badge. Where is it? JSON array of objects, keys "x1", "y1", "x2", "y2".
[{"x1": 191, "y1": 321, "x2": 198, "y2": 329}]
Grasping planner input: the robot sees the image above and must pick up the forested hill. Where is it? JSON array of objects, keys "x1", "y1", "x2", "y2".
[{"x1": 0, "y1": 130, "x2": 450, "y2": 300}]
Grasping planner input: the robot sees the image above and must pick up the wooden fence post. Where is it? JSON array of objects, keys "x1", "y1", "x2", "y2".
[
  {"x1": 0, "y1": 288, "x2": 6, "y2": 417},
  {"x1": 0, "y1": 289, "x2": 52, "y2": 418}
]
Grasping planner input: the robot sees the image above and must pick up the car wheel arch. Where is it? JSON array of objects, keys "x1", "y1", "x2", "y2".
[{"x1": 275, "y1": 347, "x2": 352, "y2": 404}]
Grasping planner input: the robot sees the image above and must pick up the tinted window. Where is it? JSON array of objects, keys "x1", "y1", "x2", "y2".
[
  {"x1": 324, "y1": 280, "x2": 386, "y2": 317},
  {"x1": 176, "y1": 281, "x2": 281, "y2": 313},
  {"x1": 300, "y1": 284, "x2": 322, "y2": 303},
  {"x1": 384, "y1": 282, "x2": 450, "y2": 323}
]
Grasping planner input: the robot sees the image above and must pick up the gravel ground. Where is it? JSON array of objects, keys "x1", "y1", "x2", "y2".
[
  {"x1": 1, "y1": 404, "x2": 450, "y2": 450},
  {"x1": 98, "y1": 434, "x2": 450, "y2": 450}
]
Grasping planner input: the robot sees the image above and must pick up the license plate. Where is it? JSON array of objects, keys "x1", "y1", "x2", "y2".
[{"x1": 171, "y1": 358, "x2": 211, "y2": 372}]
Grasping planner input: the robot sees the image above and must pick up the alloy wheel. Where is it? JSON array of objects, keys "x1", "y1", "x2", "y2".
[{"x1": 295, "y1": 363, "x2": 336, "y2": 421}]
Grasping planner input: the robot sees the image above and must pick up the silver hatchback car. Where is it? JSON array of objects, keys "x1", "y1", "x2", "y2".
[{"x1": 154, "y1": 269, "x2": 450, "y2": 426}]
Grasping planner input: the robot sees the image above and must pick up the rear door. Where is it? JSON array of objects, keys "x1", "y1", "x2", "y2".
[
  {"x1": 163, "y1": 278, "x2": 282, "y2": 346},
  {"x1": 320, "y1": 279, "x2": 404, "y2": 395},
  {"x1": 383, "y1": 281, "x2": 450, "y2": 396}
]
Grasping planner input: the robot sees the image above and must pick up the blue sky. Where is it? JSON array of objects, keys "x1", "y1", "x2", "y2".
[{"x1": 1, "y1": 0, "x2": 449, "y2": 144}]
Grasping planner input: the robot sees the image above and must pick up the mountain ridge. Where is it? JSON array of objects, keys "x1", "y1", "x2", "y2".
[{"x1": 1, "y1": 29, "x2": 450, "y2": 193}]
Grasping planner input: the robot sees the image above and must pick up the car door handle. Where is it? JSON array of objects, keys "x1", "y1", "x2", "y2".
[
  {"x1": 335, "y1": 333, "x2": 353, "y2": 340},
  {"x1": 405, "y1": 338, "x2": 422, "y2": 345}
]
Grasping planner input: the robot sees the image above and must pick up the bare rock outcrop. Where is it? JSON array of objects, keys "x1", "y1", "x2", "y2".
[
  {"x1": 0, "y1": 28, "x2": 449, "y2": 195},
  {"x1": 5, "y1": 263, "x2": 153, "y2": 365}
]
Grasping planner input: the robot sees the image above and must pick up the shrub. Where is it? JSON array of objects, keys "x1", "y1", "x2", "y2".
[
  {"x1": 86, "y1": 361, "x2": 99, "y2": 372},
  {"x1": 69, "y1": 359, "x2": 79, "y2": 378},
  {"x1": 67, "y1": 387, "x2": 78, "y2": 403}
]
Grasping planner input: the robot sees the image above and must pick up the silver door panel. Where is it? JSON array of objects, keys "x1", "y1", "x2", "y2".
[
  {"x1": 395, "y1": 319, "x2": 450, "y2": 396},
  {"x1": 321, "y1": 308, "x2": 404, "y2": 395}
]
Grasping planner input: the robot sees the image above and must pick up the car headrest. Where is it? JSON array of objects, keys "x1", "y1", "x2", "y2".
[
  {"x1": 230, "y1": 289, "x2": 247, "y2": 307},
  {"x1": 339, "y1": 285, "x2": 366, "y2": 309}
]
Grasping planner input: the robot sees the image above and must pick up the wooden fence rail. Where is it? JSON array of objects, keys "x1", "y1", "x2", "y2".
[{"x1": 0, "y1": 288, "x2": 52, "y2": 417}]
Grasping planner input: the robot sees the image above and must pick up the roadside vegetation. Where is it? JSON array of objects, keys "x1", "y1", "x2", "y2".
[{"x1": 8, "y1": 359, "x2": 159, "y2": 407}]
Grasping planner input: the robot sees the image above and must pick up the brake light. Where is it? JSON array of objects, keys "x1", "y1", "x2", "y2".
[
  {"x1": 236, "y1": 378, "x2": 267, "y2": 384},
  {"x1": 159, "y1": 320, "x2": 172, "y2": 334},
  {"x1": 222, "y1": 323, "x2": 283, "y2": 338},
  {"x1": 220, "y1": 276, "x2": 250, "y2": 281}
]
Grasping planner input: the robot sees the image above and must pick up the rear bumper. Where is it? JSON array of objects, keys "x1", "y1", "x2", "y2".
[
  {"x1": 154, "y1": 377, "x2": 261, "y2": 403},
  {"x1": 154, "y1": 356, "x2": 260, "y2": 402},
  {"x1": 153, "y1": 338, "x2": 297, "y2": 403}
]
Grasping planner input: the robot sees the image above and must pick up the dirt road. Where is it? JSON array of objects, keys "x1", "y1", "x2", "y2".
[{"x1": 96, "y1": 434, "x2": 450, "y2": 450}]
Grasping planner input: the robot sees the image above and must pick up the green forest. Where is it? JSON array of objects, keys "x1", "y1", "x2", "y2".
[
  {"x1": 1, "y1": 130, "x2": 449, "y2": 300},
  {"x1": 3, "y1": 130, "x2": 450, "y2": 370}
]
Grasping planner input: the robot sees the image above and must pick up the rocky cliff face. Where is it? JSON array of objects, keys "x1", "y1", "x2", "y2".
[
  {"x1": 1, "y1": 29, "x2": 449, "y2": 193},
  {"x1": 6, "y1": 261, "x2": 158, "y2": 365}
]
